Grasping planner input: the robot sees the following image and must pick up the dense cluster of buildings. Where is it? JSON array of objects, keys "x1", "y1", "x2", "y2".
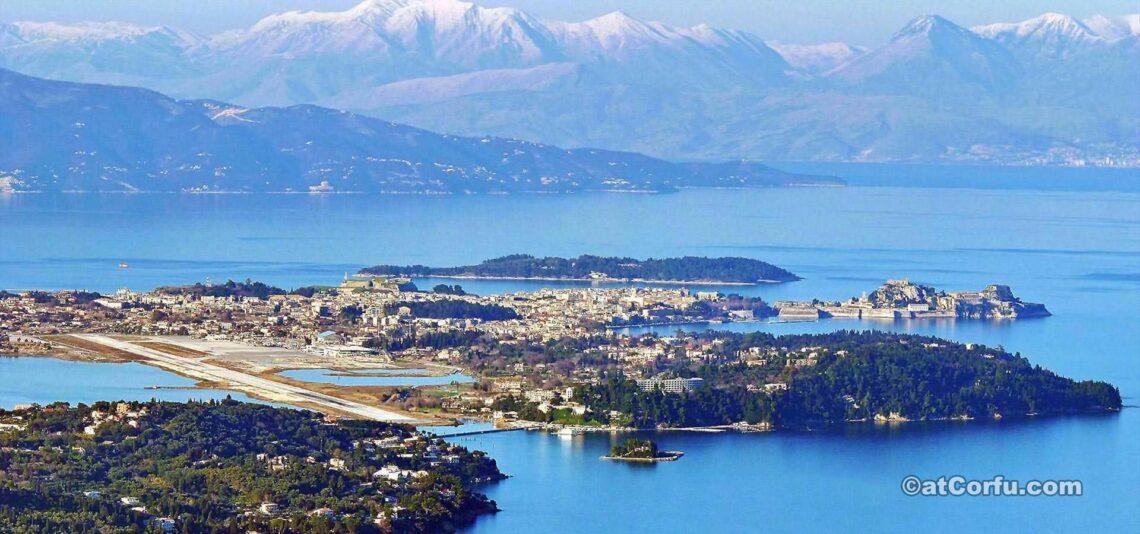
[
  {"x1": 0, "y1": 279, "x2": 728, "y2": 356},
  {"x1": 775, "y1": 279, "x2": 1050, "y2": 321},
  {"x1": 1, "y1": 276, "x2": 1045, "y2": 429}
]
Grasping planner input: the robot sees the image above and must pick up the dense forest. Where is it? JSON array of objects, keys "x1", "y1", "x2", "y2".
[
  {"x1": 562, "y1": 331, "x2": 1122, "y2": 429},
  {"x1": 0, "y1": 400, "x2": 504, "y2": 533},
  {"x1": 361, "y1": 255, "x2": 800, "y2": 283},
  {"x1": 384, "y1": 301, "x2": 520, "y2": 321}
]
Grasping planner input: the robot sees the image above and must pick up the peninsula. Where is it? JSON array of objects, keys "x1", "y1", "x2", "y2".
[
  {"x1": 360, "y1": 255, "x2": 801, "y2": 284},
  {"x1": 774, "y1": 279, "x2": 1051, "y2": 321}
]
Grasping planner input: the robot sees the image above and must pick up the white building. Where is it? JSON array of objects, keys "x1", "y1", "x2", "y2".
[{"x1": 635, "y1": 377, "x2": 705, "y2": 393}]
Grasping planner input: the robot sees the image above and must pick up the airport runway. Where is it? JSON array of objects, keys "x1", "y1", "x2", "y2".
[{"x1": 75, "y1": 334, "x2": 416, "y2": 423}]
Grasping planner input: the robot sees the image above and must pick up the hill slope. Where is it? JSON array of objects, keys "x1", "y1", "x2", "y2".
[{"x1": 0, "y1": 69, "x2": 834, "y2": 193}]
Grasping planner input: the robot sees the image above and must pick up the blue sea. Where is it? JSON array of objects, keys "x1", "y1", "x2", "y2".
[{"x1": 0, "y1": 163, "x2": 1137, "y2": 532}]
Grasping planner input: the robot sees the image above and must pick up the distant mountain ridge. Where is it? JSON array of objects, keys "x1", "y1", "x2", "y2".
[
  {"x1": 0, "y1": 68, "x2": 836, "y2": 193},
  {"x1": 1, "y1": 1, "x2": 1137, "y2": 166}
]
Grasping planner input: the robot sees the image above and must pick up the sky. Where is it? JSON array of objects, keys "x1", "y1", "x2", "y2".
[{"x1": 1, "y1": 0, "x2": 1136, "y2": 45}]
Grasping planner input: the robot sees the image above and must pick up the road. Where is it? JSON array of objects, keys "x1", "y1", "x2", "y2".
[{"x1": 75, "y1": 334, "x2": 416, "y2": 423}]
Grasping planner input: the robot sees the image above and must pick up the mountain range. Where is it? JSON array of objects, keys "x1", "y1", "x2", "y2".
[
  {"x1": 1, "y1": 1, "x2": 1137, "y2": 166},
  {"x1": 0, "y1": 68, "x2": 836, "y2": 193}
]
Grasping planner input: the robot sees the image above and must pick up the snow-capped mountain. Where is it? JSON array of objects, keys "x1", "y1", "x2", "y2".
[
  {"x1": 214, "y1": 0, "x2": 558, "y2": 69},
  {"x1": 770, "y1": 42, "x2": 866, "y2": 74},
  {"x1": 1081, "y1": 14, "x2": 1140, "y2": 41},
  {"x1": 0, "y1": 21, "x2": 201, "y2": 84},
  {"x1": 970, "y1": 12, "x2": 1139, "y2": 113},
  {"x1": 827, "y1": 15, "x2": 1020, "y2": 95},
  {"x1": 546, "y1": 11, "x2": 789, "y2": 86},
  {"x1": 0, "y1": 1, "x2": 1136, "y2": 166},
  {"x1": 973, "y1": 13, "x2": 1106, "y2": 60},
  {"x1": 150, "y1": 0, "x2": 788, "y2": 105}
]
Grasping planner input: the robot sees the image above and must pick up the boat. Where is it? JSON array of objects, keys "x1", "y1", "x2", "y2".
[
  {"x1": 118, "y1": 262, "x2": 129, "y2": 269},
  {"x1": 308, "y1": 180, "x2": 334, "y2": 193},
  {"x1": 555, "y1": 427, "x2": 583, "y2": 436}
]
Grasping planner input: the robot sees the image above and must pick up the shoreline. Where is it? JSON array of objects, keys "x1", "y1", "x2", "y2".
[
  {"x1": 1, "y1": 341, "x2": 453, "y2": 425},
  {"x1": 7, "y1": 333, "x2": 1119, "y2": 433},
  {"x1": 0, "y1": 182, "x2": 844, "y2": 196},
  {"x1": 5, "y1": 350, "x2": 1120, "y2": 430}
]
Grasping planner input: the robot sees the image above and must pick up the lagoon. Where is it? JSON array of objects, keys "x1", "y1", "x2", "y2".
[{"x1": 0, "y1": 357, "x2": 266, "y2": 409}]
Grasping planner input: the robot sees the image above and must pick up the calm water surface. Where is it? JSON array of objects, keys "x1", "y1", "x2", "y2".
[
  {"x1": 0, "y1": 166, "x2": 1137, "y2": 532},
  {"x1": 0, "y1": 357, "x2": 266, "y2": 408}
]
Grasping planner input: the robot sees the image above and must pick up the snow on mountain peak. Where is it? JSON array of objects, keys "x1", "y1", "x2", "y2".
[
  {"x1": 349, "y1": 0, "x2": 415, "y2": 15},
  {"x1": 971, "y1": 12, "x2": 1115, "y2": 61},
  {"x1": 1082, "y1": 14, "x2": 1140, "y2": 41},
  {"x1": 382, "y1": 0, "x2": 532, "y2": 36},
  {"x1": 893, "y1": 15, "x2": 957, "y2": 38},
  {"x1": 973, "y1": 12, "x2": 1101, "y2": 43},
  {"x1": 549, "y1": 9, "x2": 759, "y2": 56},
  {"x1": 590, "y1": 11, "x2": 639, "y2": 28},
  {"x1": 829, "y1": 14, "x2": 1017, "y2": 92},
  {"x1": 5, "y1": 21, "x2": 199, "y2": 45},
  {"x1": 770, "y1": 41, "x2": 866, "y2": 74},
  {"x1": 247, "y1": 0, "x2": 423, "y2": 33},
  {"x1": 194, "y1": 0, "x2": 789, "y2": 74},
  {"x1": 557, "y1": 10, "x2": 662, "y2": 43}
]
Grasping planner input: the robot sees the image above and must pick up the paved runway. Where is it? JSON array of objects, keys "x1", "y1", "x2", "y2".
[{"x1": 76, "y1": 334, "x2": 416, "y2": 423}]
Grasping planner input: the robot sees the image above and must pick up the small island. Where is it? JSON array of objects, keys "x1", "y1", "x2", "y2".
[
  {"x1": 359, "y1": 254, "x2": 801, "y2": 284},
  {"x1": 603, "y1": 438, "x2": 683, "y2": 463}
]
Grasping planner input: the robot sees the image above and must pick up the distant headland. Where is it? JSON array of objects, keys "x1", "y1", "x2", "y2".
[{"x1": 359, "y1": 255, "x2": 801, "y2": 285}]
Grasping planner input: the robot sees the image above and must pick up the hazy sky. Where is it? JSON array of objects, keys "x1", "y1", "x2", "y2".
[{"x1": 1, "y1": 0, "x2": 1136, "y2": 45}]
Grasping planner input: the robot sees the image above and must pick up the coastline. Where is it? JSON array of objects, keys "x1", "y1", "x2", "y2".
[
  {"x1": 1, "y1": 341, "x2": 454, "y2": 425},
  {"x1": 5, "y1": 349, "x2": 1122, "y2": 431}
]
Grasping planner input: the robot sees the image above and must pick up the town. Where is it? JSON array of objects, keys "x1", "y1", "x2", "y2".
[
  {"x1": 0, "y1": 275, "x2": 1082, "y2": 432},
  {"x1": 0, "y1": 276, "x2": 778, "y2": 426}
]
